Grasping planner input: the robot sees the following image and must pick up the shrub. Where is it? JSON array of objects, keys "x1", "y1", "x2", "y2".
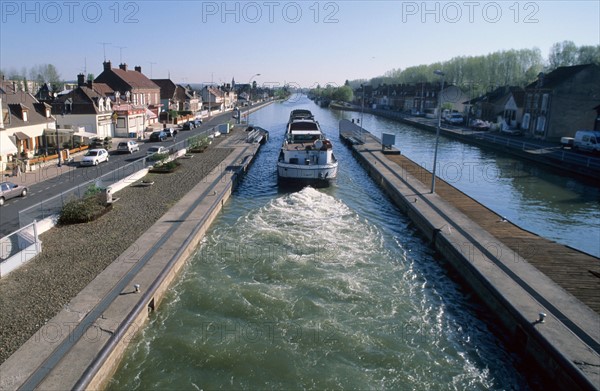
[
  {"x1": 163, "y1": 161, "x2": 178, "y2": 170},
  {"x1": 188, "y1": 136, "x2": 211, "y2": 151},
  {"x1": 84, "y1": 184, "x2": 103, "y2": 197},
  {"x1": 148, "y1": 152, "x2": 169, "y2": 162},
  {"x1": 149, "y1": 160, "x2": 180, "y2": 173},
  {"x1": 58, "y1": 194, "x2": 107, "y2": 224}
]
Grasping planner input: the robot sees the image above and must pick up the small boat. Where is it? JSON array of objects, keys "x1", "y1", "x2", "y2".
[{"x1": 277, "y1": 109, "x2": 338, "y2": 187}]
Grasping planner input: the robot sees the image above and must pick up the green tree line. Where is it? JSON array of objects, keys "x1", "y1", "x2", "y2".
[
  {"x1": 309, "y1": 83, "x2": 354, "y2": 102},
  {"x1": 348, "y1": 41, "x2": 600, "y2": 99},
  {"x1": 1, "y1": 64, "x2": 61, "y2": 85}
]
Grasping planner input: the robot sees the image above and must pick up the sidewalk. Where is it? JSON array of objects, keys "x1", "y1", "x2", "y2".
[{"x1": 0, "y1": 136, "x2": 135, "y2": 189}]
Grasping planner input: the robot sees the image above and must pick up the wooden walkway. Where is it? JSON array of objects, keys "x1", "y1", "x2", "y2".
[{"x1": 383, "y1": 152, "x2": 600, "y2": 314}]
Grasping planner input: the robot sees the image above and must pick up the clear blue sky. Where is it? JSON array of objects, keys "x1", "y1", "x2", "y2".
[{"x1": 1, "y1": 1, "x2": 598, "y2": 87}]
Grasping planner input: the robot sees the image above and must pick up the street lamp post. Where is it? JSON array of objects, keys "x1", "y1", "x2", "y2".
[
  {"x1": 360, "y1": 84, "x2": 365, "y2": 142},
  {"x1": 431, "y1": 70, "x2": 445, "y2": 193},
  {"x1": 55, "y1": 119, "x2": 61, "y2": 167},
  {"x1": 54, "y1": 93, "x2": 62, "y2": 167},
  {"x1": 248, "y1": 73, "x2": 261, "y2": 125}
]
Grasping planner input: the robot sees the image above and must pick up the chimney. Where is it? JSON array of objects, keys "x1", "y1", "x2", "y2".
[
  {"x1": 87, "y1": 79, "x2": 93, "y2": 89},
  {"x1": 119, "y1": 63, "x2": 128, "y2": 71},
  {"x1": 134, "y1": 66, "x2": 142, "y2": 73},
  {"x1": 537, "y1": 72, "x2": 545, "y2": 88},
  {"x1": 77, "y1": 73, "x2": 85, "y2": 87},
  {"x1": 103, "y1": 60, "x2": 112, "y2": 71}
]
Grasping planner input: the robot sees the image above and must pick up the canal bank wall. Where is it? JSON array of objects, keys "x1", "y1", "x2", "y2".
[
  {"x1": 0, "y1": 129, "x2": 266, "y2": 390},
  {"x1": 339, "y1": 119, "x2": 600, "y2": 391}
]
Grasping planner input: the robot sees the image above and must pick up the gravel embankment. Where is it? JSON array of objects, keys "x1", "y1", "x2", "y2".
[{"x1": 0, "y1": 137, "x2": 234, "y2": 364}]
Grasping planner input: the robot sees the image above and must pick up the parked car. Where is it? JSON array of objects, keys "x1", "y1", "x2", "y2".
[
  {"x1": 444, "y1": 113, "x2": 464, "y2": 125},
  {"x1": 149, "y1": 131, "x2": 168, "y2": 142},
  {"x1": 0, "y1": 181, "x2": 28, "y2": 206},
  {"x1": 560, "y1": 137, "x2": 575, "y2": 149},
  {"x1": 116, "y1": 140, "x2": 140, "y2": 154},
  {"x1": 181, "y1": 122, "x2": 194, "y2": 131},
  {"x1": 469, "y1": 119, "x2": 490, "y2": 131},
  {"x1": 146, "y1": 146, "x2": 169, "y2": 156},
  {"x1": 573, "y1": 130, "x2": 600, "y2": 153},
  {"x1": 193, "y1": 119, "x2": 203, "y2": 126},
  {"x1": 163, "y1": 128, "x2": 175, "y2": 137},
  {"x1": 80, "y1": 149, "x2": 109, "y2": 166}
]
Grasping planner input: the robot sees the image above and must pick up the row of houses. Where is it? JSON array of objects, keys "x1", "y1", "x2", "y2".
[
  {"x1": 356, "y1": 64, "x2": 600, "y2": 142},
  {"x1": 0, "y1": 61, "x2": 268, "y2": 171}
]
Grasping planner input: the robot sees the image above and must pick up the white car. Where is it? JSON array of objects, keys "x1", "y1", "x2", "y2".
[
  {"x1": 573, "y1": 130, "x2": 600, "y2": 153},
  {"x1": 117, "y1": 141, "x2": 140, "y2": 154},
  {"x1": 146, "y1": 146, "x2": 169, "y2": 156},
  {"x1": 81, "y1": 149, "x2": 109, "y2": 166},
  {"x1": 444, "y1": 113, "x2": 464, "y2": 125}
]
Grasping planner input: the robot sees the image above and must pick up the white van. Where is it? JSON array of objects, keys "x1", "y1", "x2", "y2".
[{"x1": 573, "y1": 130, "x2": 600, "y2": 153}]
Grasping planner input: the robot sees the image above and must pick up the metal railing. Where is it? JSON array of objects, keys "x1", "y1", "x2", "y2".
[
  {"x1": 0, "y1": 220, "x2": 41, "y2": 278},
  {"x1": 474, "y1": 132, "x2": 600, "y2": 170},
  {"x1": 17, "y1": 127, "x2": 218, "y2": 228}
]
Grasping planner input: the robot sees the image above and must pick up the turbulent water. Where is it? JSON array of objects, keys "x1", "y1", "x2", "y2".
[{"x1": 108, "y1": 95, "x2": 540, "y2": 390}]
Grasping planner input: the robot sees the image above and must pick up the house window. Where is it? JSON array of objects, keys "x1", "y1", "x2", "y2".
[
  {"x1": 522, "y1": 113, "x2": 530, "y2": 130},
  {"x1": 541, "y1": 94, "x2": 549, "y2": 112},
  {"x1": 22, "y1": 110, "x2": 28, "y2": 122},
  {"x1": 533, "y1": 94, "x2": 539, "y2": 108},
  {"x1": 535, "y1": 115, "x2": 546, "y2": 135}
]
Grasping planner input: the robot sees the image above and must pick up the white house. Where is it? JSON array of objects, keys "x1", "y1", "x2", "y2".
[
  {"x1": 52, "y1": 74, "x2": 114, "y2": 139},
  {"x1": 0, "y1": 79, "x2": 56, "y2": 171}
]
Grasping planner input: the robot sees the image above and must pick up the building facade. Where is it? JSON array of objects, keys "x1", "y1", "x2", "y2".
[
  {"x1": 94, "y1": 62, "x2": 161, "y2": 137},
  {"x1": 523, "y1": 64, "x2": 600, "y2": 141},
  {"x1": 0, "y1": 79, "x2": 56, "y2": 171}
]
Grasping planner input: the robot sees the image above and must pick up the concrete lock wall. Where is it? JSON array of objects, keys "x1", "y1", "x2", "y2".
[{"x1": 341, "y1": 132, "x2": 598, "y2": 391}]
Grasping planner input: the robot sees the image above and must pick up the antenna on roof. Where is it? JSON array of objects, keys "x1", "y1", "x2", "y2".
[
  {"x1": 115, "y1": 46, "x2": 127, "y2": 63},
  {"x1": 149, "y1": 62, "x2": 157, "y2": 79},
  {"x1": 97, "y1": 42, "x2": 112, "y2": 61}
]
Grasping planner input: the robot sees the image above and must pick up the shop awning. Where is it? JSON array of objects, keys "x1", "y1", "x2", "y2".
[
  {"x1": 43, "y1": 129, "x2": 75, "y2": 136},
  {"x1": 73, "y1": 131, "x2": 99, "y2": 139},
  {"x1": 13, "y1": 131, "x2": 29, "y2": 141},
  {"x1": 1, "y1": 139, "x2": 17, "y2": 155},
  {"x1": 146, "y1": 108, "x2": 157, "y2": 119}
]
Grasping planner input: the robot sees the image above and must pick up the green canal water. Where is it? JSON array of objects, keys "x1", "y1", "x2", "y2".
[{"x1": 106, "y1": 95, "x2": 569, "y2": 390}]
